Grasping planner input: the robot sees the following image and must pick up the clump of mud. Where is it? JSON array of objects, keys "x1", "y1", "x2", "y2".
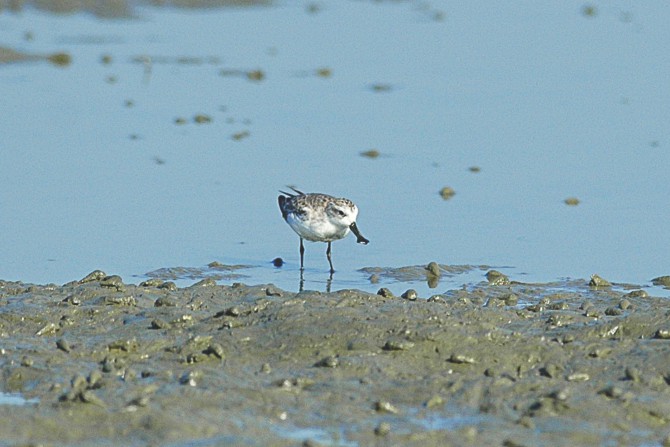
[{"x1": 0, "y1": 271, "x2": 669, "y2": 446}]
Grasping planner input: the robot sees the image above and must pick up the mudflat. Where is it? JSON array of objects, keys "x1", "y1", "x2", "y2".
[{"x1": 1, "y1": 271, "x2": 669, "y2": 446}]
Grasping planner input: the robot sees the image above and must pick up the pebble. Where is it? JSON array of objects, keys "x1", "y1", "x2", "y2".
[
  {"x1": 540, "y1": 363, "x2": 560, "y2": 378},
  {"x1": 314, "y1": 356, "x2": 339, "y2": 368},
  {"x1": 566, "y1": 372, "x2": 590, "y2": 382},
  {"x1": 140, "y1": 278, "x2": 164, "y2": 287},
  {"x1": 374, "y1": 422, "x2": 391, "y2": 436},
  {"x1": 425, "y1": 395, "x2": 444, "y2": 408},
  {"x1": 624, "y1": 290, "x2": 647, "y2": 298},
  {"x1": 401, "y1": 289, "x2": 417, "y2": 301},
  {"x1": 448, "y1": 353, "x2": 475, "y2": 364},
  {"x1": 81, "y1": 390, "x2": 106, "y2": 407},
  {"x1": 382, "y1": 340, "x2": 415, "y2": 351},
  {"x1": 151, "y1": 319, "x2": 171, "y2": 329},
  {"x1": 426, "y1": 261, "x2": 441, "y2": 277},
  {"x1": 104, "y1": 295, "x2": 137, "y2": 306},
  {"x1": 525, "y1": 304, "x2": 544, "y2": 313},
  {"x1": 63, "y1": 295, "x2": 81, "y2": 305},
  {"x1": 79, "y1": 270, "x2": 106, "y2": 284},
  {"x1": 486, "y1": 270, "x2": 510, "y2": 286},
  {"x1": 225, "y1": 306, "x2": 241, "y2": 317},
  {"x1": 503, "y1": 294, "x2": 519, "y2": 306},
  {"x1": 100, "y1": 275, "x2": 125, "y2": 290},
  {"x1": 599, "y1": 385, "x2": 624, "y2": 398},
  {"x1": 654, "y1": 329, "x2": 670, "y2": 339},
  {"x1": 374, "y1": 401, "x2": 399, "y2": 414},
  {"x1": 36, "y1": 323, "x2": 59, "y2": 337},
  {"x1": 108, "y1": 338, "x2": 139, "y2": 353},
  {"x1": 190, "y1": 277, "x2": 217, "y2": 287},
  {"x1": 21, "y1": 356, "x2": 34, "y2": 367},
  {"x1": 377, "y1": 288, "x2": 394, "y2": 298},
  {"x1": 154, "y1": 296, "x2": 177, "y2": 307},
  {"x1": 56, "y1": 339, "x2": 72, "y2": 353},
  {"x1": 589, "y1": 274, "x2": 611, "y2": 287},
  {"x1": 158, "y1": 281, "x2": 178, "y2": 291},
  {"x1": 88, "y1": 370, "x2": 103, "y2": 388},
  {"x1": 179, "y1": 371, "x2": 200, "y2": 387},
  {"x1": 605, "y1": 307, "x2": 622, "y2": 316},
  {"x1": 205, "y1": 343, "x2": 225, "y2": 360}
]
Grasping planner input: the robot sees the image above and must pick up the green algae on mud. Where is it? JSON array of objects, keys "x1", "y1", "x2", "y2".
[{"x1": 0, "y1": 272, "x2": 669, "y2": 446}]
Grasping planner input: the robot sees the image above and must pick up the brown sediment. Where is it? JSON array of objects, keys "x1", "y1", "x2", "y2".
[{"x1": 0, "y1": 272, "x2": 669, "y2": 446}]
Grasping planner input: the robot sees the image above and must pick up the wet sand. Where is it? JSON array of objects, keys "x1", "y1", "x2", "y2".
[{"x1": 1, "y1": 271, "x2": 669, "y2": 446}]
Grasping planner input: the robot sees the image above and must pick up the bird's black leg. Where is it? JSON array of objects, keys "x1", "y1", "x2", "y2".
[
  {"x1": 299, "y1": 238, "x2": 305, "y2": 271},
  {"x1": 326, "y1": 241, "x2": 335, "y2": 273}
]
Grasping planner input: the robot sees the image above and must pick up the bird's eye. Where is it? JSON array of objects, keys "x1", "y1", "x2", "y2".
[{"x1": 336, "y1": 209, "x2": 346, "y2": 217}]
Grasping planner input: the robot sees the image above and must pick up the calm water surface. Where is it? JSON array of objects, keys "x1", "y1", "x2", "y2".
[{"x1": 1, "y1": 1, "x2": 668, "y2": 296}]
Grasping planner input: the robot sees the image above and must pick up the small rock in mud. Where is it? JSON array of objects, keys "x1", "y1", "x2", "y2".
[
  {"x1": 377, "y1": 287, "x2": 394, "y2": 298},
  {"x1": 374, "y1": 401, "x2": 399, "y2": 414},
  {"x1": 401, "y1": 289, "x2": 417, "y2": 300},
  {"x1": 426, "y1": 261, "x2": 441, "y2": 277},
  {"x1": 486, "y1": 270, "x2": 510, "y2": 285},
  {"x1": 314, "y1": 356, "x2": 339, "y2": 368},
  {"x1": 374, "y1": 422, "x2": 391, "y2": 436},
  {"x1": 383, "y1": 339, "x2": 415, "y2": 351},
  {"x1": 448, "y1": 353, "x2": 475, "y2": 364},
  {"x1": 589, "y1": 274, "x2": 611, "y2": 287},
  {"x1": 79, "y1": 270, "x2": 107, "y2": 284},
  {"x1": 654, "y1": 328, "x2": 670, "y2": 339}
]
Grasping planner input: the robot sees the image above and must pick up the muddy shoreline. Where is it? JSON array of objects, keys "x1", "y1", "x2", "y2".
[{"x1": 1, "y1": 271, "x2": 669, "y2": 446}]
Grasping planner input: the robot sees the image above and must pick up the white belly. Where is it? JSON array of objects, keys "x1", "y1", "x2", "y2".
[{"x1": 286, "y1": 213, "x2": 350, "y2": 242}]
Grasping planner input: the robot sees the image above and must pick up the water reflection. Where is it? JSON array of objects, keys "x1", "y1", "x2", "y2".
[{"x1": 299, "y1": 269, "x2": 333, "y2": 293}]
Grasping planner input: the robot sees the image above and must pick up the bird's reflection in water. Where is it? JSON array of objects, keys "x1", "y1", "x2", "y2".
[{"x1": 299, "y1": 270, "x2": 333, "y2": 293}]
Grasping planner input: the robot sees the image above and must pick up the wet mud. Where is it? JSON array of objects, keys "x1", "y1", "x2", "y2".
[{"x1": 1, "y1": 271, "x2": 669, "y2": 446}]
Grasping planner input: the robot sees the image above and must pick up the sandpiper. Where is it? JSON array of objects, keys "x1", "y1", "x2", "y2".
[{"x1": 278, "y1": 187, "x2": 369, "y2": 273}]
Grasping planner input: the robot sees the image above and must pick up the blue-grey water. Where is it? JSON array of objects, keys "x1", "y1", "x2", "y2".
[{"x1": 1, "y1": 1, "x2": 668, "y2": 297}]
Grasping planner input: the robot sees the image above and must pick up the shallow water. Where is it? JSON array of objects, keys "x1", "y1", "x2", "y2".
[
  {"x1": 0, "y1": 392, "x2": 38, "y2": 406},
  {"x1": 1, "y1": 1, "x2": 669, "y2": 296}
]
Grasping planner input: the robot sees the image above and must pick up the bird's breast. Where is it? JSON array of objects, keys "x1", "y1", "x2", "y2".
[{"x1": 286, "y1": 213, "x2": 350, "y2": 242}]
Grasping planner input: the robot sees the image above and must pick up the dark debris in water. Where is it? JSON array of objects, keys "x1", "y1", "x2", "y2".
[{"x1": 0, "y1": 46, "x2": 71, "y2": 67}]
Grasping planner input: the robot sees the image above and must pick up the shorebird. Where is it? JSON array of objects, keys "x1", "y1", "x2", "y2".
[{"x1": 278, "y1": 187, "x2": 369, "y2": 273}]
